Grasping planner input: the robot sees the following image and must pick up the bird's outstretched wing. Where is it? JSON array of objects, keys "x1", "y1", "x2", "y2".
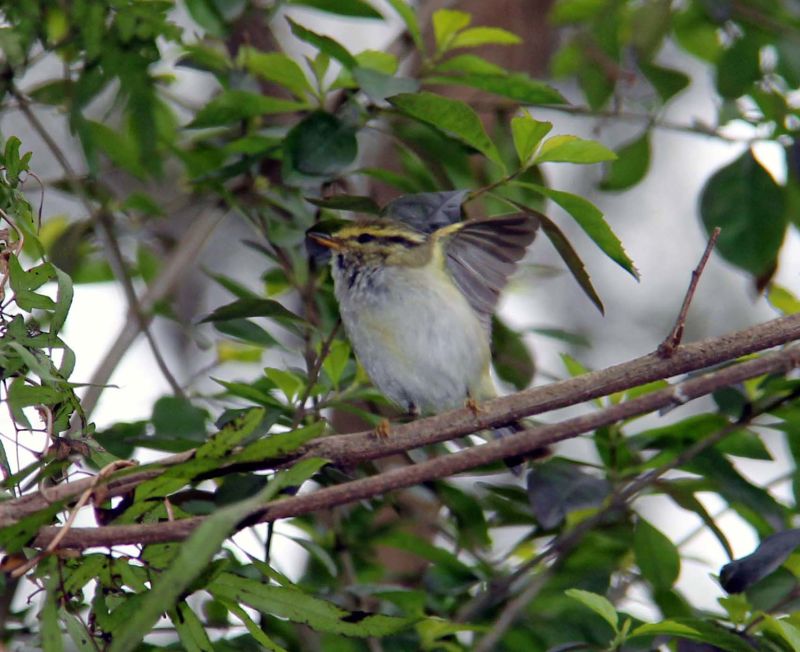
[{"x1": 439, "y1": 213, "x2": 539, "y2": 328}]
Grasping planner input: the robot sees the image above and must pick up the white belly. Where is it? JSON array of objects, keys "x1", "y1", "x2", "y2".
[{"x1": 333, "y1": 262, "x2": 490, "y2": 414}]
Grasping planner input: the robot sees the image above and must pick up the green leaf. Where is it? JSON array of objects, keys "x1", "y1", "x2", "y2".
[
  {"x1": 535, "y1": 135, "x2": 617, "y2": 164},
  {"x1": 195, "y1": 408, "x2": 265, "y2": 459},
  {"x1": 764, "y1": 615, "x2": 800, "y2": 652},
  {"x1": 434, "y1": 54, "x2": 507, "y2": 76},
  {"x1": 287, "y1": 0, "x2": 382, "y2": 19},
  {"x1": 231, "y1": 422, "x2": 326, "y2": 464},
  {"x1": 565, "y1": 589, "x2": 618, "y2": 631},
  {"x1": 201, "y1": 298, "x2": 303, "y2": 332},
  {"x1": 768, "y1": 284, "x2": 800, "y2": 315},
  {"x1": 520, "y1": 182, "x2": 637, "y2": 278},
  {"x1": 700, "y1": 150, "x2": 787, "y2": 277},
  {"x1": 184, "y1": 0, "x2": 227, "y2": 37},
  {"x1": 214, "y1": 318, "x2": 279, "y2": 347},
  {"x1": 389, "y1": 92, "x2": 505, "y2": 170},
  {"x1": 41, "y1": 576, "x2": 64, "y2": 652},
  {"x1": 384, "y1": 0, "x2": 423, "y2": 51},
  {"x1": 264, "y1": 367, "x2": 304, "y2": 402},
  {"x1": 287, "y1": 18, "x2": 357, "y2": 69},
  {"x1": 600, "y1": 131, "x2": 651, "y2": 191},
  {"x1": 511, "y1": 114, "x2": 553, "y2": 166},
  {"x1": 152, "y1": 396, "x2": 208, "y2": 443},
  {"x1": 170, "y1": 603, "x2": 213, "y2": 652},
  {"x1": 630, "y1": 619, "x2": 755, "y2": 652},
  {"x1": 432, "y1": 9, "x2": 471, "y2": 51},
  {"x1": 109, "y1": 461, "x2": 325, "y2": 652},
  {"x1": 322, "y1": 339, "x2": 351, "y2": 388},
  {"x1": 283, "y1": 111, "x2": 358, "y2": 181},
  {"x1": 189, "y1": 90, "x2": 308, "y2": 128},
  {"x1": 533, "y1": 210, "x2": 604, "y2": 314},
  {"x1": 238, "y1": 48, "x2": 313, "y2": 99},
  {"x1": 550, "y1": 0, "x2": 607, "y2": 24},
  {"x1": 640, "y1": 62, "x2": 690, "y2": 103},
  {"x1": 717, "y1": 35, "x2": 763, "y2": 100},
  {"x1": 450, "y1": 26, "x2": 521, "y2": 49},
  {"x1": 222, "y1": 601, "x2": 288, "y2": 651},
  {"x1": 634, "y1": 518, "x2": 681, "y2": 589},
  {"x1": 425, "y1": 72, "x2": 565, "y2": 105},
  {"x1": 491, "y1": 315, "x2": 534, "y2": 390},
  {"x1": 209, "y1": 573, "x2": 414, "y2": 637}
]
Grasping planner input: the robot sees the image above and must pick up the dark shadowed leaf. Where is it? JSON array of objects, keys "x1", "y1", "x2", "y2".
[
  {"x1": 720, "y1": 529, "x2": 800, "y2": 593},
  {"x1": 533, "y1": 210, "x2": 604, "y2": 314},
  {"x1": 283, "y1": 112, "x2": 358, "y2": 181},
  {"x1": 152, "y1": 397, "x2": 208, "y2": 443},
  {"x1": 491, "y1": 315, "x2": 534, "y2": 390},
  {"x1": 527, "y1": 458, "x2": 611, "y2": 528},
  {"x1": 700, "y1": 150, "x2": 787, "y2": 277},
  {"x1": 640, "y1": 62, "x2": 690, "y2": 103}
]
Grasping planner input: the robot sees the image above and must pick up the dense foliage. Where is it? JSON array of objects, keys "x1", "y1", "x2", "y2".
[{"x1": 0, "y1": 0, "x2": 799, "y2": 650}]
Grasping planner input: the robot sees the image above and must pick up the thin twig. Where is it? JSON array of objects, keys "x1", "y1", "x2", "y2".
[
  {"x1": 11, "y1": 87, "x2": 186, "y2": 405},
  {"x1": 658, "y1": 227, "x2": 721, "y2": 358},
  {"x1": 292, "y1": 320, "x2": 342, "y2": 428}
]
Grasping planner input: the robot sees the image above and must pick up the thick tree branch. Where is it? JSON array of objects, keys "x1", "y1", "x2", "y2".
[
  {"x1": 31, "y1": 343, "x2": 800, "y2": 549},
  {"x1": 2, "y1": 312, "x2": 800, "y2": 529}
]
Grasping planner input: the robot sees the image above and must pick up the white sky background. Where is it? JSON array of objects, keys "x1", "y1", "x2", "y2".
[{"x1": 3, "y1": 1, "x2": 800, "y2": 627}]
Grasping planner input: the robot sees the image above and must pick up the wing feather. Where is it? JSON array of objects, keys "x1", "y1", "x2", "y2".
[{"x1": 442, "y1": 213, "x2": 538, "y2": 327}]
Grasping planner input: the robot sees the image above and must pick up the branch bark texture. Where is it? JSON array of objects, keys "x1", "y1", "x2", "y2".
[{"x1": 23, "y1": 314, "x2": 800, "y2": 549}]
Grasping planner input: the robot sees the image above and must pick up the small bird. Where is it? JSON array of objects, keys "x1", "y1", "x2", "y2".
[{"x1": 307, "y1": 202, "x2": 538, "y2": 446}]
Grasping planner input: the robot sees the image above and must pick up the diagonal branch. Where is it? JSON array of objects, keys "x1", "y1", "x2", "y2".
[
  {"x1": 2, "y1": 312, "x2": 800, "y2": 528},
  {"x1": 31, "y1": 343, "x2": 800, "y2": 549}
]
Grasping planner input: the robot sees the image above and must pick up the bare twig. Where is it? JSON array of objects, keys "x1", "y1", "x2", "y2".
[
  {"x1": 3, "y1": 312, "x2": 800, "y2": 528},
  {"x1": 658, "y1": 227, "x2": 721, "y2": 358},
  {"x1": 29, "y1": 344, "x2": 800, "y2": 549}
]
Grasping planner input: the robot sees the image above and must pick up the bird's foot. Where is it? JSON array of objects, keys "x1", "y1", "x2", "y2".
[
  {"x1": 465, "y1": 396, "x2": 484, "y2": 417},
  {"x1": 374, "y1": 418, "x2": 391, "y2": 439}
]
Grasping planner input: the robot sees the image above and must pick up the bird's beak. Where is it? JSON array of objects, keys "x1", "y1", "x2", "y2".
[{"x1": 307, "y1": 231, "x2": 344, "y2": 251}]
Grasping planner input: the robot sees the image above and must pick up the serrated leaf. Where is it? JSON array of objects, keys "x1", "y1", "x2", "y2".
[
  {"x1": 565, "y1": 589, "x2": 618, "y2": 631},
  {"x1": 536, "y1": 135, "x2": 617, "y2": 164},
  {"x1": 520, "y1": 182, "x2": 637, "y2": 278},
  {"x1": 634, "y1": 518, "x2": 681, "y2": 589},
  {"x1": 109, "y1": 460, "x2": 326, "y2": 652},
  {"x1": 532, "y1": 210, "x2": 604, "y2": 314},
  {"x1": 389, "y1": 92, "x2": 504, "y2": 170},
  {"x1": 209, "y1": 573, "x2": 413, "y2": 637}
]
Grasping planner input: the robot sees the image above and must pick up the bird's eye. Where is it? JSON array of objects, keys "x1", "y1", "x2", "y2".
[{"x1": 356, "y1": 233, "x2": 376, "y2": 244}]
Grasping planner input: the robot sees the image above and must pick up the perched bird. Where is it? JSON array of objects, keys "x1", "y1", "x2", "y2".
[{"x1": 307, "y1": 198, "x2": 538, "y2": 447}]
